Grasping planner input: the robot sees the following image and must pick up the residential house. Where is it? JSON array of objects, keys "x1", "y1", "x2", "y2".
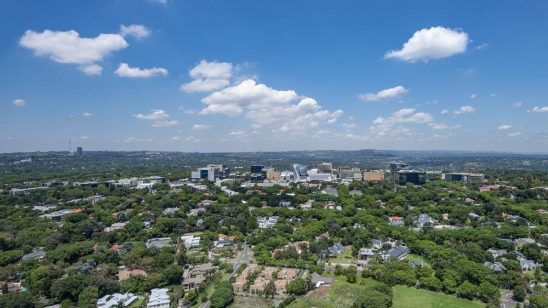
[
  {"x1": 181, "y1": 235, "x2": 200, "y2": 249},
  {"x1": 147, "y1": 288, "x2": 170, "y2": 308}
]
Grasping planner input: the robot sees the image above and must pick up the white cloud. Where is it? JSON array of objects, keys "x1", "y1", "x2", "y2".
[
  {"x1": 181, "y1": 78, "x2": 230, "y2": 92},
  {"x1": 82, "y1": 112, "x2": 93, "y2": 117},
  {"x1": 358, "y1": 86, "x2": 408, "y2": 102},
  {"x1": 370, "y1": 108, "x2": 433, "y2": 136},
  {"x1": 119, "y1": 24, "x2": 151, "y2": 39},
  {"x1": 532, "y1": 106, "x2": 548, "y2": 113},
  {"x1": 181, "y1": 60, "x2": 233, "y2": 92},
  {"x1": 475, "y1": 43, "x2": 488, "y2": 50},
  {"x1": 19, "y1": 29, "x2": 128, "y2": 74},
  {"x1": 190, "y1": 60, "x2": 233, "y2": 79},
  {"x1": 192, "y1": 124, "x2": 211, "y2": 130},
  {"x1": 12, "y1": 99, "x2": 26, "y2": 107},
  {"x1": 115, "y1": 63, "x2": 168, "y2": 78},
  {"x1": 80, "y1": 136, "x2": 89, "y2": 139},
  {"x1": 453, "y1": 105, "x2": 475, "y2": 115},
  {"x1": 440, "y1": 109, "x2": 449, "y2": 114},
  {"x1": 513, "y1": 101, "x2": 523, "y2": 108},
  {"x1": 133, "y1": 109, "x2": 179, "y2": 127},
  {"x1": 497, "y1": 124, "x2": 511, "y2": 130},
  {"x1": 342, "y1": 122, "x2": 356, "y2": 128},
  {"x1": 79, "y1": 64, "x2": 103, "y2": 75},
  {"x1": 507, "y1": 132, "x2": 522, "y2": 137},
  {"x1": 149, "y1": 0, "x2": 167, "y2": 4},
  {"x1": 171, "y1": 136, "x2": 180, "y2": 141},
  {"x1": 470, "y1": 94, "x2": 477, "y2": 99},
  {"x1": 385, "y1": 26, "x2": 469, "y2": 62},
  {"x1": 428, "y1": 122, "x2": 448, "y2": 130},
  {"x1": 152, "y1": 120, "x2": 179, "y2": 127},
  {"x1": 199, "y1": 79, "x2": 342, "y2": 133},
  {"x1": 228, "y1": 130, "x2": 246, "y2": 137}
]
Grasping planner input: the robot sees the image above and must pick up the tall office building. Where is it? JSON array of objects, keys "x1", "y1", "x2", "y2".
[
  {"x1": 389, "y1": 162, "x2": 409, "y2": 176},
  {"x1": 395, "y1": 170, "x2": 426, "y2": 185},
  {"x1": 292, "y1": 164, "x2": 308, "y2": 182},
  {"x1": 76, "y1": 146, "x2": 83, "y2": 156}
]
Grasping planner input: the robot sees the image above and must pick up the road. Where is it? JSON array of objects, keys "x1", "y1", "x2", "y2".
[{"x1": 227, "y1": 240, "x2": 249, "y2": 280}]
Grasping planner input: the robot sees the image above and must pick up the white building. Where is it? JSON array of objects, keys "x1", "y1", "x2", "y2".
[
  {"x1": 97, "y1": 293, "x2": 140, "y2": 308},
  {"x1": 257, "y1": 216, "x2": 279, "y2": 228},
  {"x1": 105, "y1": 222, "x2": 126, "y2": 232},
  {"x1": 181, "y1": 235, "x2": 200, "y2": 249},
  {"x1": 147, "y1": 288, "x2": 170, "y2": 308}
]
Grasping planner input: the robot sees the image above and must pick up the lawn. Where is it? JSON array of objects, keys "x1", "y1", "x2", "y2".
[
  {"x1": 404, "y1": 254, "x2": 431, "y2": 267},
  {"x1": 392, "y1": 286, "x2": 485, "y2": 308},
  {"x1": 289, "y1": 276, "x2": 382, "y2": 307},
  {"x1": 229, "y1": 295, "x2": 282, "y2": 308}
]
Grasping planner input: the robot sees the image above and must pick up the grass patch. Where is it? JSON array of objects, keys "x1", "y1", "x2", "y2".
[
  {"x1": 392, "y1": 285, "x2": 485, "y2": 308},
  {"x1": 229, "y1": 295, "x2": 282, "y2": 308},
  {"x1": 288, "y1": 275, "x2": 382, "y2": 308},
  {"x1": 404, "y1": 254, "x2": 431, "y2": 267}
]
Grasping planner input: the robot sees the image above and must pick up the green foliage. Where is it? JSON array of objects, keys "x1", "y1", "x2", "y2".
[
  {"x1": 78, "y1": 286, "x2": 99, "y2": 308},
  {"x1": 210, "y1": 281, "x2": 234, "y2": 308},
  {"x1": 0, "y1": 291, "x2": 35, "y2": 308},
  {"x1": 286, "y1": 278, "x2": 308, "y2": 295}
]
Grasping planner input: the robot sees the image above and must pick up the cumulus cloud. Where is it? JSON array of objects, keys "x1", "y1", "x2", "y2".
[
  {"x1": 507, "y1": 132, "x2": 522, "y2": 137},
  {"x1": 181, "y1": 78, "x2": 230, "y2": 92},
  {"x1": 82, "y1": 112, "x2": 93, "y2": 117},
  {"x1": 12, "y1": 99, "x2": 26, "y2": 107},
  {"x1": 79, "y1": 64, "x2": 103, "y2": 75},
  {"x1": 132, "y1": 109, "x2": 179, "y2": 127},
  {"x1": 181, "y1": 60, "x2": 233, "y2": 92},
  {"x1": 497, "y1": 124, "x2": 511, "y2": 130},
  {"x1": 440, "y1": 109, "x2": 449, "y2": 114},
  {"x1": 470, "y1": 93, "x2": 477, "y2": 99},
  {"x1": 385, "y1": 26, "x2": 469, "y2": 62},
  {"x1": 370, "y1": 108, "x2": 433, "y2": 136},
  {"x1": 513, "y1": 101, "x2": 523, "y2": 108},
  {"x1": 192, "y1": 124, "x2": 211, "y2": 130},
  {"x1": 358, "y1": 86, "x2": 408, "y2": 102},
  {"x1": 532, "y1": 106, "x2": 548, "y2": 113},
  {"x1": 115, "y1": 63, "x2": 168, "y2": 78},
  {"x1": 453, "y1": 105, "x2": 475, "y2": 115},
  {"x1": 228, "y1": 130, "x2": 246, "y2": 137},
  {"x1": 428, "y1": 122, "x2": 461, "y2": 130},
  {"x1": 119, "y1": 24, "x2": 151, "y2": 39},
  {"x1": 19, "y1": 29, "x2": 128, "y2": 74},
  {"x1": 199, "y1": 79, "x2": 342, "y2": 134}
]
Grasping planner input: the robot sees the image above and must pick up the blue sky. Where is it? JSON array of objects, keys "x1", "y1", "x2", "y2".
[{"x1": 1, "y1": 0, "x2": 547, "y2": 153}]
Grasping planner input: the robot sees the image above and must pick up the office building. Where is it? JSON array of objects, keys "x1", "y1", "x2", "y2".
[
  {"x1": 363, "y1": 170, "x2": 386, "y2": 182},
  {"x1": 338, "y1": 166, "x2": 362, "y2": 180},
  {"x1": 390, "y1": 162, "x2": 409, "y2": 177},
  {"x1": 76, "y1": 146, "x2": 83, "y2": 156},
  {"x1": 191, "y1": 164, "x2": 229, "y2": 181},
  {"x1": 292, "y1": 164, "x2": 308, "y2": 182},
  {"x1": 250, "y1": 164, "x2": 265, "y2": 174},
  {"x1": 395, "y1": 170, "x2": 426, "y2": 185},
  {"x1": 442, "y1": 172, "x2": 485, "y2": 182}
]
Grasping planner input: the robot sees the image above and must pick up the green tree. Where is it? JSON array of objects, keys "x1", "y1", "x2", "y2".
[
  {"x1": 78, "y1": 286, "x2": 99, "y2": 308},
  {"x1": 0, "y1": 292, "x2": 35, "y2": 308},
  {"x1": 512, "y1": 285, "x2": 526, "y2": 302},
  {"x1": 210, "y1": 281, "x2": 234, "y2": 308},
  {"x1": 286, "y1": 278, "x2": 307, "y2": 295},
  {"x1": 457, "y1": 281, "x2": 477, "y2": 300}
]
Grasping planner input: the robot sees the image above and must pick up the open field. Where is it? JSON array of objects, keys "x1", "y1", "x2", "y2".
[{"x1": 392, "y1": 285, "x2": 485, "y2": 308}]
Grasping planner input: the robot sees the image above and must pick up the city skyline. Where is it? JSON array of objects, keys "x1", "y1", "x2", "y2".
[{"x1": 1, "y1": 0, "x2": 548, "y2": 153}]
